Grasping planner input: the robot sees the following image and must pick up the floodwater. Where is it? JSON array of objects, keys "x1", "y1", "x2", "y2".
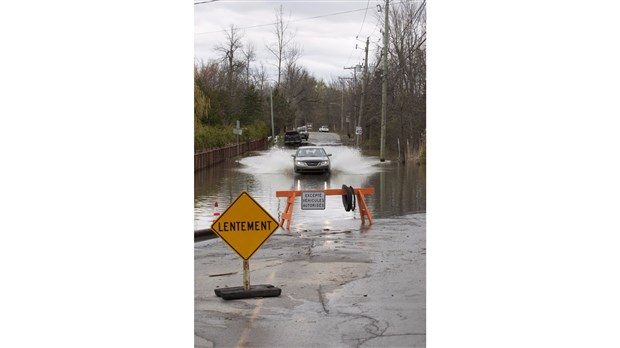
[
  {"x1": 194, "y1": 144, "x2": 426, "y2": 232},
  {"x1": 194, "y1": 134, "x2": 426, "y2": 347}
]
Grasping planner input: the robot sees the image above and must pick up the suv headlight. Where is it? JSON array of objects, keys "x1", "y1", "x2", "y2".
[
  {"x1": 296, "y1": 161, "x2": 305, "y2": 166},
  {"x1": 320, "y1": 161, "x2": 329, "y2": 165}
]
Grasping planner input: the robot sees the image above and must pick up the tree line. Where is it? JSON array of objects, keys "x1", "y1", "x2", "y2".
[{"x1": 194, "y1": 1, "x2": 425, "y2": 162}]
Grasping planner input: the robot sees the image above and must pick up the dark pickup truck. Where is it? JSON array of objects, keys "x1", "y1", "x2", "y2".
[{"x1": 284, "y1": 130, "x2": 302, "y2": 146}]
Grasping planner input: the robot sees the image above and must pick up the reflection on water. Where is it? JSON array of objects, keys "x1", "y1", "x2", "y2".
[{"x1": 194, "y1": 146, "x2": 425, "y2": 231}]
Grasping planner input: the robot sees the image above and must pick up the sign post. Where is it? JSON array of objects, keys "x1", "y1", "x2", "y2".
[
  {"x1": 211, "y1": 191, "x2": 281, "y2": 300},
  {"x1": 243, "y1": 260, "x2": 250, "y2": 290}
]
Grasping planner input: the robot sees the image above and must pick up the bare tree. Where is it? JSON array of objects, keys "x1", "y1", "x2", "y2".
[
  {"x1": 214, "y1": 25, "x2": 244, "y2": 94},
  {"x1": 241, "y1": 42, "x2": 256, "y2": 88},
  {"x1": 254, "y1": 62, "x2": 268, "y2": 92},
  {"x1": 386, "y1": 0, "x2": 426, "y2": 159},
  {"x1": 284, "y1": 44, "x2": 303, "y2": 84},
  {"x1": 266, "y1": 5, "x2": 296, "y2": 87}
]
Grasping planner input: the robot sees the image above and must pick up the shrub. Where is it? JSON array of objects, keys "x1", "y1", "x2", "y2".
[{"x1": 194, "y1": 121, "x2": 268, "y2": 152}]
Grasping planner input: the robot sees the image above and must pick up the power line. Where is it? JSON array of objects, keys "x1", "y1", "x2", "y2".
[
  {"x1": 197, "y1": 0, "x2": 384, "y2": 3},
  {"x1": 355, "y1": 0, "x2": 371, "y2": 39},
  {"x1": 194, "y1": 0, "x2": 220, "y2": 5},
  {"x1": 195, "y1": 7, "x2": 370, "y2": 35},
  {"x1": 344, "y1": 0, "x2": 410, "y2": 68},
  {"x1": 345, "y1": 12, "x2": 376, "y2": 67}
]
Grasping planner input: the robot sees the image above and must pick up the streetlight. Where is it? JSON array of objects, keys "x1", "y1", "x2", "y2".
[
  {"x1": 340, "y1": 89, "x2": 344, "y2": 132},
  {"x1": 267, "y1": 80, "x2": 278, "y2": 144},
  {"x1": 270, "y1": 87, "x2": 275, "y2": 143}
]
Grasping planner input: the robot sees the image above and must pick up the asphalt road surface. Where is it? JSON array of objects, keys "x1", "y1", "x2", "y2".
[
  {"x1": 304, "y1": 131, "x2": 342, "y2": 146},
  {"x1": 194, "y1": 213, "x2": 426, "y2": 348}
]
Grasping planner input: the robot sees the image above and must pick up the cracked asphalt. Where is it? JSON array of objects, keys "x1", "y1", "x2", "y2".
[{"x1": 195, "y1": 213, "x2": 425, "y2": 348}]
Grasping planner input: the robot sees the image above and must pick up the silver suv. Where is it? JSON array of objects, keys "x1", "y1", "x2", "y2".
[
  {"x1": 292, "y1": 146, "x2": 332, "y2": 174},
  {"x1": 297, "y1": 126, "x2": 309, "y2": 140}
]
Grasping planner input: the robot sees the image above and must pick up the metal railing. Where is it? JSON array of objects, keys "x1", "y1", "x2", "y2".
[{"x1": 195, "y1": 138, "x2": 268, "y2": 171}]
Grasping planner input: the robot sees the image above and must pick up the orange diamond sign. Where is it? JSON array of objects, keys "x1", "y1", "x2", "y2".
[{"x1": 210, "y1": 192, "x2": 280, "y2": 260}]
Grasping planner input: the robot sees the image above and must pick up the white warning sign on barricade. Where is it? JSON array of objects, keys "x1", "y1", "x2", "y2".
[{"x1": 301, "y1": 191, "x2": 326, "y2": 210}]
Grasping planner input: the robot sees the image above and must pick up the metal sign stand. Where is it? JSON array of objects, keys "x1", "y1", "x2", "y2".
[
  {"x1": 211, "y1": 192, "x2": 281, "y2": 301},
  {"x1": 214, "y1": 259, "x2": 280, "y2": 300}
]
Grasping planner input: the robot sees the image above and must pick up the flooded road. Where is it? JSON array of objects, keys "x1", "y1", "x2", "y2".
[
  {"x1": 195, "y1": 132, "x2": 426, "y2": 347},
  {"x1": 194, "y1": 132, "x2": 425, "y2": 232}
]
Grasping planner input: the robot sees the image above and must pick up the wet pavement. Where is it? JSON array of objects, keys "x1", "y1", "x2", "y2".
[{"x1": 194, "y1": 213, "x2": 426, "y2": 348}]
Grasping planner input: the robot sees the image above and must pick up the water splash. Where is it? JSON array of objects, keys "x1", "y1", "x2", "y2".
[
  {"x1": 238, "y1": 146, "x2": 382, "y2": 175},
  {"x1": 325, "y1": 146, "x2": 382, "y2": 174},
  {"x1": 238, "y1": 147, "x2": 296, "y2": 174}
]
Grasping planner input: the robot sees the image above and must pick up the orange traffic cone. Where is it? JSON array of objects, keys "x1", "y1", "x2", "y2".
[{"x1": 213, "y1": 201, "x2": 220, "y2": 220}]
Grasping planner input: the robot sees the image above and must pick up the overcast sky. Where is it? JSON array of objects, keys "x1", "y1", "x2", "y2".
[{"x1": 194, "y1": 0, "x2": 392, "y2": 83}]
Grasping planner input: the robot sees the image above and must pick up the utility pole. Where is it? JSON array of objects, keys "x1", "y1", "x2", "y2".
[
  {"x1": 380, "y1": 0, "x2": 389, "y2": 162},
  {"x1": 270, "y1": 87, "x2": 275, "y2": 144},
  {"x1": 337, "y1": 77, "x2": 352, "y2": 133},
  {"x1": 344, "y1": 65, "x2": 358, "y2": 82},
  {"x1": 344, "y1": 64, "x2": 357, "y2": 134},
  {"x1": 340, "y1": 86, "x2": 344, "y2": 132},
  {"x1": 357, "y1": 37, "x2": 369, "y2": 147}
]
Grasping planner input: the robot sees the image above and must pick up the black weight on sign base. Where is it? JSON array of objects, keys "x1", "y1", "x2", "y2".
[{"x1": 215, "y1": 284, "x2": 281, "y2": 300}]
